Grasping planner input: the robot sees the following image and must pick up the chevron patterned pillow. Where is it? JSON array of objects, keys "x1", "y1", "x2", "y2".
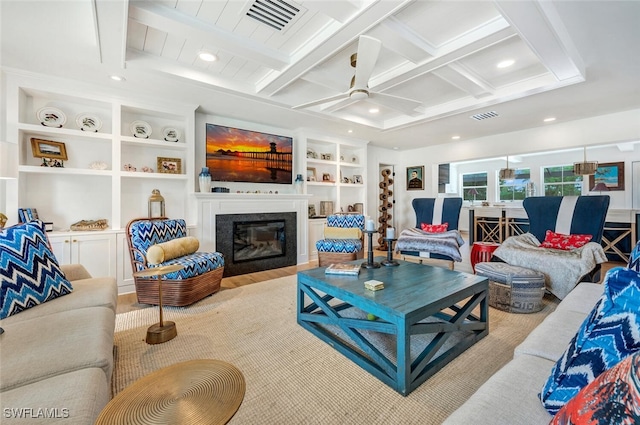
[
  {"x1": 0, "y1": 220, "x2": 73, "y2": 319},
  {"x1": 539, "y1": 267, "x2": 640, "y2": 414}
]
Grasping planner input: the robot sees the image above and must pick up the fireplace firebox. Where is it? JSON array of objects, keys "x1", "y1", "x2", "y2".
[{"x1": 216, "y1": 212, "x2": 297, "y2": 277}]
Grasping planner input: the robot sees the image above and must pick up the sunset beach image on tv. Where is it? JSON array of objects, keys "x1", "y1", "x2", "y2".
[{"x1": 206, "y1": 123, "x2": 293, "y2": 184}]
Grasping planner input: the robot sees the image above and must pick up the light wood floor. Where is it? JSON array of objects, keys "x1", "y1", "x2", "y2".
[{"x1": 116, "y1": 236, "x2": 623, "y2": 314}]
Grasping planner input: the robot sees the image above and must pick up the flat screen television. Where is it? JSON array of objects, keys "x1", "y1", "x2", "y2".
[{"x1": 206, "y1": 123, "x2": 293, "y2": 184}]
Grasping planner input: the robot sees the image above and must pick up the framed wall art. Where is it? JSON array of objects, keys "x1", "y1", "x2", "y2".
[
  {"x1": 589, "y1": 162, "x2": 625, "y2": 191},
  {"x1": 157, "y1": 157, "x2": 182, "y2": 174},
  {"x1": 406, "y1": 165, "x2": 424, "y2": 190},
  {"x1": 31, "y1": 138, "x2": 68, "y2": 160}
]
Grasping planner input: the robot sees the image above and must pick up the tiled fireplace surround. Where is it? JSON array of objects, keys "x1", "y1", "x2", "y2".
[{"x1": 196, "y1": 193, "x2": 310, "y2": 275}]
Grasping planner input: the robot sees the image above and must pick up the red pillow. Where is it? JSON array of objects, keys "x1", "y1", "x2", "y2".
[
  {"x1": 420, "y1": 223, "x2": 448, "y2": 233},
  {"x1": 540, "y1": 230, "x2": 592, "y2": 250}
]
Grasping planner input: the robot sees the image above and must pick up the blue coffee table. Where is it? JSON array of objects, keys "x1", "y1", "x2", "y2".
[{"x1": 297, "y1": 258, "x2": 488, "y2": 396}]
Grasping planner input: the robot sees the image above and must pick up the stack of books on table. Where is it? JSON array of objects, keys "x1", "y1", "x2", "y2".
[
  {"x1": 364, "y1": 279, "x2": 384, "y2": 291},
  {"x1": 324, "y1": 263, "x2": 361, "y2": 276}
]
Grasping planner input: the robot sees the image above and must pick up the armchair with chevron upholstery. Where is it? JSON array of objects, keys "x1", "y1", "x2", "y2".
[
  {"x1": 316, "y1": 214, "x2": 365, "y2": 267},
  {"x1": 126, "y1": 217, "x2": 225, "y2": 306}
]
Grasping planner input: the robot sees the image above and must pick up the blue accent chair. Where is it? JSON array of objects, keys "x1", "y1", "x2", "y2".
[
  {"x1": 126, "y1": 217, "x2": 225, "y2": 306},
  {"x1": 316, "y1": 214, "x2": 365, "y2": 267},
  {"x1": 493, "y1": 195, "x2": 610, "y2": 283},
  {"x1": 400, "y1": 197, "x2": 463, "y2": 263}
]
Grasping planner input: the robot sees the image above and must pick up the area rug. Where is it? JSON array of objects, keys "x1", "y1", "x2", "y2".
[{"x1": 113, "y1": 275, "x2": 558, "y2": 424}]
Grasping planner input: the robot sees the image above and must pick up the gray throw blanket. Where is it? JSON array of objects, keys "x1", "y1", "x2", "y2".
[
  {"x1": 395, "y1": 228, "x2": 465, "y2": 262},
  {"x1": 493, "y1": 233, "x2": 607, "y2": 299}
]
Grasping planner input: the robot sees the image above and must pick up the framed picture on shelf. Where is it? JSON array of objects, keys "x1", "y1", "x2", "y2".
[
  {"x1": 30, "y1": 138, "x2": 68, "y2": 160},
  {"x1": 589, "y1": 162, "x2": 625, "y2": 191},
  {"x1": 353, "y1": 175, "x2": 363, "y2": 184},
  {"x1": 322, "y1": 173, "x2": 332, "y2": 182},
  {"x1": 406, "y1": 165, "x2": 424, "y2": 190},
  {"x1": 157, "y1": 157, "x2": 182, "y2": 174},
  {"x1": 307, "y1": 167, "x2": 317, "y2": 182},
  {"x1": 321, "y1": 153, "x2": 333, "y2": 161}
]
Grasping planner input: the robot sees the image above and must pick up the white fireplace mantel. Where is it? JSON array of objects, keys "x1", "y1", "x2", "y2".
[{"x1": 196, "y1": 193, "x2": 312, "y2": 265}]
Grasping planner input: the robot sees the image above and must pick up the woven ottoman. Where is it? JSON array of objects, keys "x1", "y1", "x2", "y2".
[{"x1": 474, "y1": 262, "x2": 546, "y2": 313}]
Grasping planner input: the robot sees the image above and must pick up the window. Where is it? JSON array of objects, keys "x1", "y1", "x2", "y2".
[
  {"x1": 462, "y1": 172, "x2": 487, "y2": 202},
  {"x1": 498, "y1": 168, "x2": 531, "y2": 201},
  {"x1": 543, "y1": 165, "x2": 583, "y2": 196}
]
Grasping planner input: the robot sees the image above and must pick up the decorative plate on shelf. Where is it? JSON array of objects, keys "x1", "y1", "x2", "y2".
[
  {"x1": 162, "y1": 127, "x2": 180, "y2": 142},
  {"x1": 37, "y1": 107, "x2": 66, "y2": 128},
  {"x1": 76, "y1": 114, "x2": 102, "y2": 132},
  {"x1": 130, "y1": 120, "x2": 152, "y2": 139}
]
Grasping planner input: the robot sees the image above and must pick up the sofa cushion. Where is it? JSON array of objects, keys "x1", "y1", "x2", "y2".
[
  {"x1": 0, "y1": 367, "x2": 111, "y2": 425},
  {"x1": 316, "y1": 238, "x2": 363, "y2": 254},
  {"x1": 443, "y1": 354, "x2": 554, "y2": 424},
  {"x1": 0, "y1": 277, "x2": 117, "y2": 326},
  {"x1": 540, "y1": 230, "x2": 592, "y2": 250},
  {"x1": 551, "y1": 350, "x2": 640, "y2": 425},
  {"x1": 540, "y1": 267, "x2": 640, "y2": 414},
  {"x1": 0, "y1": 220, "x2": 73, "y2": 320},
  {"x1": 147, "y1": 236, "x2": 200, "y2": 264},
  {"x1": 0, "y1": 306, "x2": 115, "y2": 391},
  {"x1": 627, "y1": 239, "x2": 640, "y2": 273},
  {"x1": 514, "y1": 309, "x2": 587, "y2": 361}
]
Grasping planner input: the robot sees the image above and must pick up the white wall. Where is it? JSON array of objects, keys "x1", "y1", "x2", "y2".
[{"x1": 384, "y1": 109, "x2": 640, "y2": 233}]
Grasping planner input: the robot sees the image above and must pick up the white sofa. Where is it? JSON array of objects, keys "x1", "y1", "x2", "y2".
[
  {"x1": 444, "y1": 281, "x2": 603, "y2": 424},
  {"x1": 0, "y1": 264, "x2": 117, "y2": 424}
]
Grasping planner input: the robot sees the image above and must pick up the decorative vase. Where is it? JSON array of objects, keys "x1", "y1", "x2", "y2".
[
  {"x1": 294, "y1": 174, "x2": 304, "y2": 194},
  {"x1": 199, "y1": 167, "x2": 211, "y2": 193}
]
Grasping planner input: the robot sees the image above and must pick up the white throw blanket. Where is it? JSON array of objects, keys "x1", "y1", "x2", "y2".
[
  {"x1": 493, "y1": 233, "x2": 608, "y2": 299},
  {"x1": 395, "y1": 228, "x2": 465, "y2": 262}
]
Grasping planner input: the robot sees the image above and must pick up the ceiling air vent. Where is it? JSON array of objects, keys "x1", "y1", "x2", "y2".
[
  {"x1": 245, "y1": 0, "x2": 300, "y2": 31},
  {"x1": 470, "y1": 111, "x2": 499, "y2": 121}
]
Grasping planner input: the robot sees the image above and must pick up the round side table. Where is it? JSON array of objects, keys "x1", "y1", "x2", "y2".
[{"x1": 470, "y1": 242, "x2": 501, "y2": 273}]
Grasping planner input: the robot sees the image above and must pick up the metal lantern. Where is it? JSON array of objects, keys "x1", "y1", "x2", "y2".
[{"x1": 148, "y1": 189, "x2": 165, "y2": 218}]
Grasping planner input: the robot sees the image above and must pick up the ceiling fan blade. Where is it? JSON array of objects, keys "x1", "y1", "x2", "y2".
[
  {"x1": 352, "y1": 35, "x2": 382, "y2": 90},
  {"x1": 322, "y1": 97, "x2": 358, "y2": 113},
  {"x1": 369, "y1": 92, "x2": 422, "y2": 116},
  {"x1": 292, "y1": 92, "x2": 349, "y2": 109}
]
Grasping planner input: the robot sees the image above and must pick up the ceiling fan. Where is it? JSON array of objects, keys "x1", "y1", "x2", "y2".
[{"x1": 293, "y1": 35, "x2": 422, "y2": 116}]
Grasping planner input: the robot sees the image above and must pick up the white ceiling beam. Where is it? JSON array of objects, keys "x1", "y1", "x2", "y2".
[
  {"x1": 95, "y1": 0, "x2": 128, "y2": 69},
  {"x1": 432, "y1": 62, "x2": 494, "y2": 99},
  {"x1": 128, "y1": 1, "x2": 289, "y2": 70},
  {"x1": 258, "y1": 0, "x2": 413, "y2": 96},
  {"x1": 380, "y1": 16, "x2": 438, "y2": 59},
  {"x1": 372, "y1": 26, "x2": 518, "y2": 92},
  {"x1": 125, "y1": 48, "x2": 255, "y2": 94},
  {"x1": 493, "y1": 0, "x2": 585, "y2": 81}
]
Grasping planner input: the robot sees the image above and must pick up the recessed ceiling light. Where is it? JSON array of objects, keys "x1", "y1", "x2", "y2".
[
  {"x1": 497, "y1": 59, "x2": 515, "y2": 68},
  {"x1": 393, "y1": 147, "x2": 399, "y2": 150},
  {"x1": 544, "y1": 117, "x2": 556, "y2": 122},
  {"x1": 369, "y1": 107, "x2": 379, "y2": 114},
  {"x1": 110, "y1": 75, "x2": 125, "y2": 82},
  {"x1": 198, "y1": 51, "x2": 217, "y2": 62},
  {"x1": 348, "y1": 129, "x2": 353, "y2": 133},
  {"x1": 451, "y1": 136, "x2": 460, "y2": 140}
]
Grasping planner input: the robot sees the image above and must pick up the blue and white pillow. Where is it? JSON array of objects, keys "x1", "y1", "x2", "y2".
[
  {"x1": 539, "y1": 267, "x2": 640, "y2": 414},
  {"x1": 0, "y1": 220, "x2": 73, "y2": 319}
]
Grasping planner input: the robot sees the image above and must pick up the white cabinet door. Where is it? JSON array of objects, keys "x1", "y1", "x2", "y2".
[
  {"x1": 308, "y1": 218, "x2": 326, "y2": 261},
  {"x1": 48, "y1": 232, "x2": 116, "y2": 279}
]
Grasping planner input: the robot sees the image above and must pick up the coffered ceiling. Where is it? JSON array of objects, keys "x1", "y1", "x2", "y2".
[{"x1": 1, "y1": 1, "x2": 639, "y2": 149}]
